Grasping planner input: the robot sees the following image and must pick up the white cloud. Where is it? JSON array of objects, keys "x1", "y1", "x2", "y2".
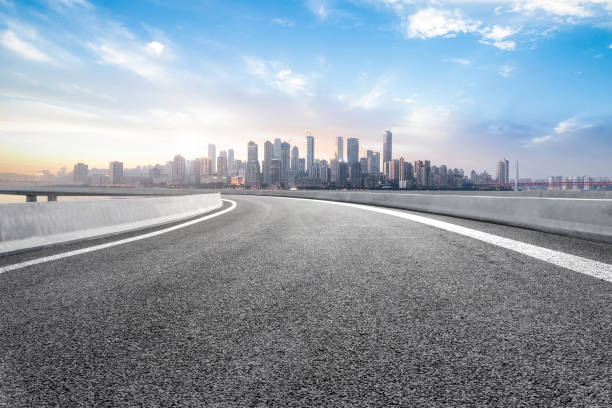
[
  {"x1": 482, "y1": 25, "x2": 520, "y2": 41},
  {"x1": 57, "y1": 0, "x2": 90, "y2": 5},
  {"x1": 272, "y1": 17, "x2": 295, "y2": 27},
  {"x1": 244, "y1": 56, "x2": 309, "y2": 96},
  {"x1": 307, "y1": 0, "x2": 329, "y2": 19},
  {"x1": 89, "y1": 43, "x2": 165, "y2": 80},
  {"x1": 351, "y1": 83, "x2": 388, "y2": 110},
  {"x1": 609, "y1": 43, "x2": 612, "y2": 48},
  {"x1": 499, "y1": 64, "x2": 515, "y2": 77},
  {"x1": 479, "y1": 25, "x2": 520, "y2": 50},
  {"x1": 393, "y1": 97, "x2": 414, "y2": 104},
  {"x1": 146, "y1": 41, "x2": 165, "y2": 55},
  {"x1": 512, "y1": 0, "x2": 612, "y2": 18},
  {"x1": 405, "y1": 8, "x2": 482, "y2": 39},
  {"x1": 447, "y1": 58, "x2": 471, "y2": 65},
  {"x1": 531, "y1": 135, "x2": 553, "y2": 143},
  {"x1": 0, "y1": 30, "x2": 51, "y2": 62},
  {"x1": 554, "y1": 116, "x2": 593, "y2": 133}
]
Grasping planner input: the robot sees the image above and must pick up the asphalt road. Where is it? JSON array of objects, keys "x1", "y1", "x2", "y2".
[{"x1": 1, "y1": 195, "x2": 611, "y2": 407}]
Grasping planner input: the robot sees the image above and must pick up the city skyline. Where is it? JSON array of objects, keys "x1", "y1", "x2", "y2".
[
  {"x1": 22, "y1": 131, "x2": 612, "y2": 192},
  {"x1": 1, "y1": 1, "x2": 611, "y2": 178}
]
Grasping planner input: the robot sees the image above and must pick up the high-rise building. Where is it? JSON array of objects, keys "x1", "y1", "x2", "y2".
[
  {"x1": 172, "y1": 154, "x2": 186, "y2": 185},
  {"x1": 228, "y1": 149, "x2": 235, "y2": 176},
  {"x1": 109, "y1": 161, "x2": 123, "y2": 185},
  {"x1": 424, "y1": 160, "x2": 431, "y2": 187},
  {"x1": 201, "y1": 157, "x2": 211, "y2": 177},
  {"x1": 497, "y1": 158, "x2": 510, "y2": 184},
  {"x1": 439, "y1": 165, "x2": 448, "y2": 187},
  {"x1": 246, "y1": 141, "x2": 260, "y2": 187},
  {"x1": 359, "y1": 157, "x2": 368, "y2": 175},
  {"x1": 280, "y1": 142, "x2": 290, "y2": 187},
  {"x1": 387, "y1": 159, "x2": 400, "y2": 185},
  {"x1": 291, "y1": 146, "x2": 299, "y2": 172},
  {"x1": 73, "y1": 162, "x2": 88, "y2": 184},
  {"x1": 270, "y1": 159, "x2": 281, "y2": 187},
  {"x1": 368, "y1": 151, "x2": 380, "y2": 174},
  {"x1": 348, "y1": 162, "x2": 361, "y2": 187},
  {"x1": 337, "y1": 161, "x2": 348, "y2": 188},
  {"x1": 347, "y1": 137, "x2": 359, "y2": 165},
  {"x1": 298, "y1": 158, "x2": 306, "y2": 175},
  {"x1": 263, "y1": 140, "x2": 274, "y2": 186},
  {"x1": 335, "y1": 137, "x2": 344, "y2": 162},
  {"x1": 319, "y1": 160, "x2": 329, "y2": 184},
  {"x1": 217, "y1": 151, "x2": 228, "y2": 178},
  {"x1": 191, "y1": 158, "x2": 202, "y2": 184},
  {"x1": 274, "y1": 138, "x2": 282, "y2": 159},
  {"x1": 306, "y1": 133, "x2": 314, "y2": 175},
  {"x1": 208, "y1": 144, "x2": 216, "y2": 174},
  {"x1": 383, "y1": 130, "x2": 392, "y2": 164}
]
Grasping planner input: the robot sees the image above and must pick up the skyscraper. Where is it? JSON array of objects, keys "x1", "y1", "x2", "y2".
[
  {"x1": 172, "y1": 154, "x2": 186, "y2": 185},
  {"x1": 359, "y1": 157, "x2": 368, "y2": 175},
  {"x1": 388, "y1": 159, "x2": 400, "y2": 185},
  {"x1": 335, "y1": 137, "x2": 344, "y2": 162},
  {"x1": 246, "y1": 141, "x2": 260, "y2": 187},
  {"x1": 270, "y1": 159, "x2": 281, "y2": 187},
  {"x1": 217, "y1": 151, "x2": 228, "y2": 178},
  {"x1": 306, "y1": 133, "x2": 314, "y2": 176},
  {"x1": 109, "y1": 161, "x2": 123, "y2": 185},
  {"x1": 201, "y1": 157, "x2": 211, "y2": 177},
  {"x1": 424, "y1": 160, "x2": 431, "y2": 187},
  {"x1": 274, "y1": 138, "x2": 282, "y2": 159},
  {"x1": 191, "y1": 158, "x2": 202, "y2": 184},
  {"x1": 347, "y1": 137, "x2": 359, "y2": 165},
  {"x1": 263, "y1": 140, "x2": 274, "y2": 186},
  {"x1": 208, "y1": 143, "x2": 216, "y2": 174},
  {"x1": 73, "y1": 162, "x2": 88, "y2": 184},
  {"x1": 348, "y1": 162, "x2": 361, "y2": 187},
  {"x1": 383, "y1": 130, "x2": 392, "y2": 164},
  {"x1": 291, "y1": 145, "x2": 299, "y2": 172},
  {"x1": 228, "y1": 149, "x2": 235, "y2": 176},
  {"x1": 497, "y1": 158, "x2": 510, "y2": 184},
  {"x1": 280, "y1": 142, "x2": 290, "y2": 187}
]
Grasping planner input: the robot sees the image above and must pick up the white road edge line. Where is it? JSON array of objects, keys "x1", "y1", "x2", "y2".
[
  {"x1": 275, "y1": 196, "x2": 612, "y2": 283},
  {"x1": 0, "y1": 199, "x2": 237, "y2": 274}
]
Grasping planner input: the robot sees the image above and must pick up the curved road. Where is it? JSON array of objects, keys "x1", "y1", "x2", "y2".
[{"x1": 1, "y1": 195, "x2": 611, "y2": 406}]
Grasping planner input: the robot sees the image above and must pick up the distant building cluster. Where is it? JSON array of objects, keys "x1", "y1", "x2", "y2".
[{"x1": 8, "y1": 131, "x2": 610, "y2": 191}]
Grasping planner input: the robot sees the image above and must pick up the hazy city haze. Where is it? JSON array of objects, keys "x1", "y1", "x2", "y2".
[{"x1": 0, "y1": 0, "x2": 611, "y2": 177}]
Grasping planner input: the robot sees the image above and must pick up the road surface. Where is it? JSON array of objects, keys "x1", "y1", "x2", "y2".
[{"x1": 1, "y1": 195, "x2": 610, "y2": 406}]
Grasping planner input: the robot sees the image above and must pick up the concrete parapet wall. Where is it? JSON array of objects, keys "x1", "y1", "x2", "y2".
[
  {"x1": 224, "y1": 190, "x2": 612, "y2": 243},
  {"x1": 0, "y1": 193, "x2": 222, "y2": 254}
]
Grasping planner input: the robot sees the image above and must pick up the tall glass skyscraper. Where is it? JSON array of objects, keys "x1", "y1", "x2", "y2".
[
  {"x1": 335, "y1": 136, "x2": 344, "y2": 162},
  {"x1": 208, "y1": 143, "x2": 216, "y2": 174},
  {"x1": 383, "y1": 130, "x2": 392, "y2": 164},
  {"x1": 347, "y1": 137, "x2": 359, "y2": 165},
  {"x1": 306, "y1": 133, "x2": 314, "y2": 176}
]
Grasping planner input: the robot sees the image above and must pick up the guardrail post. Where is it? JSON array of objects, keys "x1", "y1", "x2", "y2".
[
  {"x1": 47, "y1": 194, "x2": 58, "y2": 202},
  {"x1": 26, "y1": 195, "x2": 37, "y2": 202}
]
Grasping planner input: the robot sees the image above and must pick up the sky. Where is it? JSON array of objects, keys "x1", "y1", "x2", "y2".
[{"x1": 0, "y1": 0, "x2": 611, "y2": 178}]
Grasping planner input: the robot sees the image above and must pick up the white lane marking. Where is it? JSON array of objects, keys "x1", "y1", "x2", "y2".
[
  {"x1": 0, "y1": 199, "x2": 237, "y2": 274},
  {"x1": 272, "y1": 196, "x2": 612, "y2": 283}
]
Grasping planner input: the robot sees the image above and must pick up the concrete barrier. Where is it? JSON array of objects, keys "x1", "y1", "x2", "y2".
[
  {"x1": 223, "y1": 190, "x2": 612, "y2": 243},
  {"x1": 0, "y1": 193, "x2": 222, "y2": 255}
]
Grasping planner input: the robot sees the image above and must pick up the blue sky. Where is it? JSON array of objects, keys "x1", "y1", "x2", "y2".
[{"x1": 0, "y1": 0, "x2": 611, "y2": 177}]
